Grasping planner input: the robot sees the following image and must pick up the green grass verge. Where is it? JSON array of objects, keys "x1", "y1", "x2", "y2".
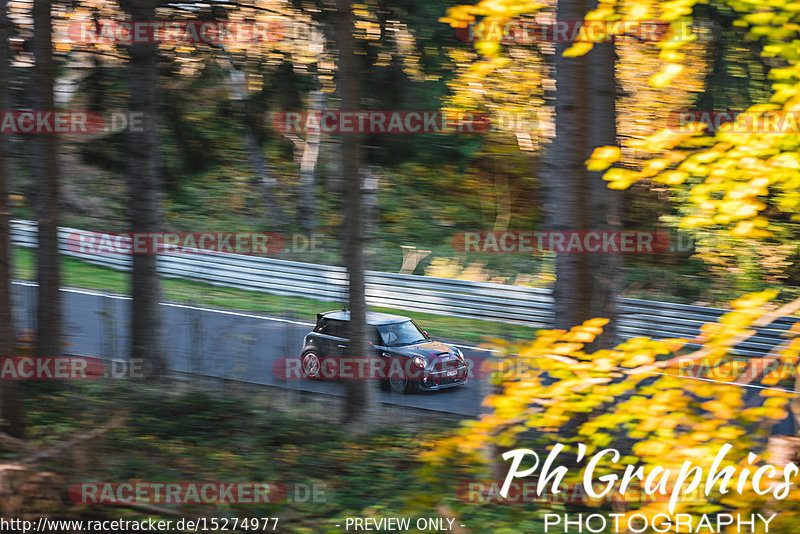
[{"x1": 13, "y1": 247, "x2": 538, "y2": 344}]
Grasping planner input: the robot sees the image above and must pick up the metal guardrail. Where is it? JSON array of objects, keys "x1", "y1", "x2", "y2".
[{"x1": 10, "y1": 219, "x2": 799, "y2": 357}]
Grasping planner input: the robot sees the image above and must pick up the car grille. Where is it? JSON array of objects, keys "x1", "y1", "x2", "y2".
[
  {"x1": 437, "y1": 376, "x2": 462, "y2": 386},
  {"x1": 433, "y1": 361, "x2": 463, "y2": 373}
]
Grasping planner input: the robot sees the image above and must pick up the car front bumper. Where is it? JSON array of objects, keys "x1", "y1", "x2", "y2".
[{"x1": 417, "y1": 364, "x2": 468, "y2": 390}]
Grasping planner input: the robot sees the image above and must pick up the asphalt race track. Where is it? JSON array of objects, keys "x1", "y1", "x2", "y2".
[
  {"x1": 11, "y1": 281, "x2": 492, "y2": 417},
  {"x1": 12, "y1": 281, "x2": 795, "y2": 434}
]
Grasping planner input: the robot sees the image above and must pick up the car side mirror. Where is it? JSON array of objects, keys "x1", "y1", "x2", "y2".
[{"x1": 423, "y1": 331, "x2": 428, "y2": 337}]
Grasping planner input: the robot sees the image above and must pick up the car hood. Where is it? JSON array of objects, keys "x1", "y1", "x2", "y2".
[{"x1": 392, "y1": 340, "x2": 460, "y2": 359}]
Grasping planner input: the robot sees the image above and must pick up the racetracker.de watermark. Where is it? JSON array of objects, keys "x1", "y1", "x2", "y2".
[
  {"x1": 64, "y1": 20, "x2": 285, "y2": 45},
  {"x1": 1, "y1": 111, "x2": 150, "y2": 134},
  {"x1": 668, "y1": 110, "x2": 800, "y2": 133},
  {"x1": 274, "y1": 355, "x2": 473, "y2": 381},
  {"x1": 669, "y1": 357, "x2": 796, "y2": 383},
  {"x1": 69, "y1": 482, "x2": 288, "y2": 505},
  {"x1": 0, "y1": 357, "x2": 148, "y2": 379},
  {"x1": 271, "y1": 111, "x2": 491, "y2": 134},
  {"x1": 65, "y1": 231, "x2": 325, "y2": 255},
  {"x1": 455, "y1": 19, "x2": 673, "y2": 43},
  {"x1": 451, "y1": 231, "x2": 687, "y2": 254}
]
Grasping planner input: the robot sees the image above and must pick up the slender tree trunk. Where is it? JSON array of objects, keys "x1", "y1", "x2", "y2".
[
  {"x1": 222, "y1": 54, "x2": 286, "y2": 229},
  {"x1": 543, "y1": 0, "x2": 619, "y2": 347},
  {"x1": 243, "y1": 130, "x2": 285, "y2": 229},
  {"x1": 298, "y1": 26, "x2": 327, "y2": 232},
  {"x1": 337, "y1": 0, "x2": 375, "y2": 429},
  {"x1": 298, "y1": 89, "x2": 325, "y2": 232},
  {"x1": 361, "y1": 166, "x2": 379, "y2": 268},
  {"x1": 33, "y1": 0, "x2": 61, "y2": 359},
  {"x1": 0, "y1": 0, "x2": 24, "y2": 437},
  {"x1": 126, "y1": 0, "x2": 165, "y2": 379}
]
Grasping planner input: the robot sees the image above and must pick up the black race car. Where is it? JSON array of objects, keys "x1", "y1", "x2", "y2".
[{"x1": 299, "y1": 310, "x2": 468, "y2": 393}]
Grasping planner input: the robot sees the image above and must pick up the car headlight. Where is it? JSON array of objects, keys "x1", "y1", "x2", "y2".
[{"x1": 412, "y1": 356, "x2": 427, "y2": 368}]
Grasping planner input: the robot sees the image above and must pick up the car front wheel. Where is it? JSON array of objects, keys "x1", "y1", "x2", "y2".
[
  {"x1": 387, "y1": 368, "x2": 413, "y2": 393},
  {"x1": 301, "y1": 352, "x2": 322, "y2": 379}
]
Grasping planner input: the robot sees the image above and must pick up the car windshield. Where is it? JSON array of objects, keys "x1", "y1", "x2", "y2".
[{"x1": 378, "y1": 321, "x2": 428, "y2": 347}]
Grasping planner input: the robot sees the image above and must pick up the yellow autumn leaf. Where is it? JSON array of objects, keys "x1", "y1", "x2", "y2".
[
  {"x1": 593, "y1": 358, "x2": 616, "y2": 371},
  {"x1": 552, "y1": 343, "x2": 584, "y2": 355},
  {"x1": 628, "y1": 4, "x2": 650, "y2": 19},
  {"x1": 680, "y1": 216, "x2": 713, "y2": 228},
  {"x1": 717, "y1": 426, "x2": 743, "y2": 440},
  {"x1": 564, "y1": 331, "x2": 597, "y2": 343},
  {"x1": 563, "y1": 41, "x2": 595, "y2": 57},
  {"x1": 653, "y1": 171, "x2": 688, "y2": 184},
  {"x1": 580, "y1": 326, "x2": 605, "y2": 335},
  {"x1": 589, "y1": 145, "x2": 621, "y2": 163},
  {"x1": 765, "y1": 397, "x2": 789, "y2": 408},
  {"x1": 762, "y1": 371, "x2": 783, "y2": 385},
  {"x1": 623, "y1": 353, "x2": 656, "y2": 367},
  {"x1": 650, "y1": 63, "x2": 684, "y2": 88},
  {"x1": 607, "y1": 181, "x2": 633, "y2": 189},
  {"x1": 476, "y1": 40, "x2": 503, "y2": 56},
  {"x1": 585, "y1": 8, "x2": 616, "y2": 20},
  {"x1": 602, "y1": 167, "x2": 636, "y2": 182}
]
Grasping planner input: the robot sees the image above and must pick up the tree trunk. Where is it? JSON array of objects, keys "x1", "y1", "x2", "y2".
[
  {"x1": 222, "y1": 52, "x2": 286, "y2": 229},
  {"x1": 337, "y1": 0, "x2": 375, "y2": 429},
  {"x1": 33, "y1": 0, "x2": 61, "y2": 359},
  {"x1": 298, "y1": 89, "x2": 325, "y2": 232},
  {"x1": 298, "y1": 26, "x2": 327, "y2": 233},
  {"x1": 0, "y1": 0, "x2": 24, "y2": 437},
  {"x1": 361, "y1": 166, "x2": 379, "y2": 268},
  {"x1": 243, "y1": 130, "x2": 285, "y2": 229},
  {"x1": 126, "y1": 0, "x2": 165, "y2": 379},
  {"x1": 543, "y1": 0, "x2": 620, "y2": 347},
  {"x1": 586, "y1": 34, "x2": 621, "y2": 347}
]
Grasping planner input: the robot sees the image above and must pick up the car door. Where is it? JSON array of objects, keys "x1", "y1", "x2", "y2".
[
  {"x1": 306, "y1": 317, "x2": 330, "y2": 357},
  {"x1": 309, "y1": 318, "x2": 346, "y2": 356},
  {"x1": 326, "y1": 319, "x2": 349, "y2": 358},
  {"x1": 307, "y1": 318, "x2": 348, "y2": 378},
  {"x1": 371, "y1": 327, "x2": 393, "y2": 380}
]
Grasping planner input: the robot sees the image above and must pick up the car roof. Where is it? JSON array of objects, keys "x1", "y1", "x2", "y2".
[{"x1": 320, "y1": 310, "x2": 410, "y2": 326}]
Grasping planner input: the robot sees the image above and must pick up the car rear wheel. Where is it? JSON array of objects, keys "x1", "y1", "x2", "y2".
[{"x1": 301, "y1": 352, "x2": 322, "y2": 379}]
